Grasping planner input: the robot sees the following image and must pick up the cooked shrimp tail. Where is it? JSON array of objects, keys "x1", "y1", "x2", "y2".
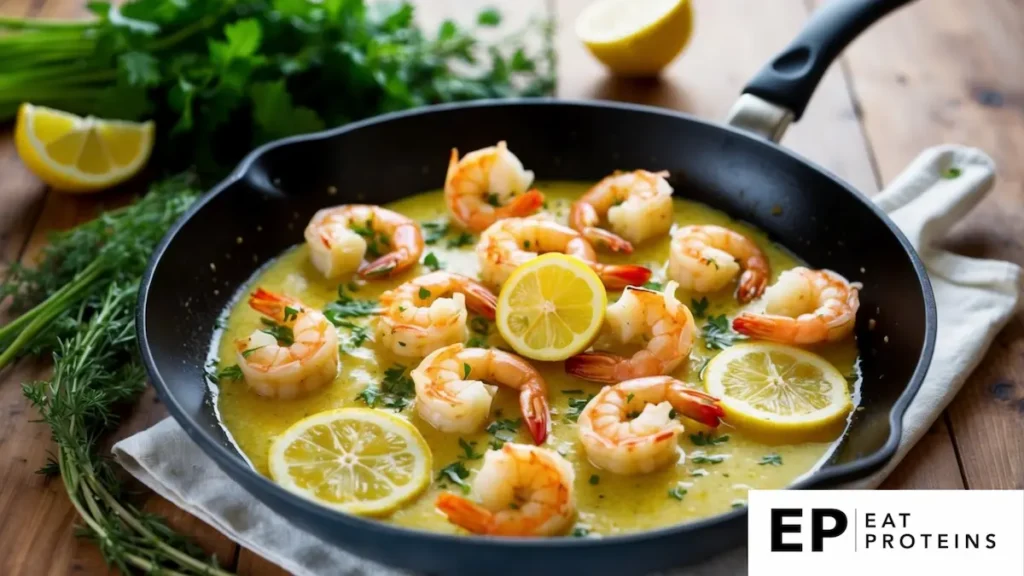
[
  {"x1": 435, "y1": 493, "x2": 494, "y2": 534},
  {"x1": 360, "y1": 218, "x2": 423, "y2": 277},
  {"x1": 591, "y1": 263, "x2": 653, "y2": 290},
  {"x1": 566, "y1": 282, "x2": 694, "y2": 382},
  {"x1": 672, "y1": 387, "x2": 726, "y2": 428},
  {"x1": 460, "y1": 280, "x2": 499, "y2": 320},
  {"x1": 435, "y1": 443, "x2": 575, "y2": 536},
  {"x1": 377, "y1": 272, "x2": 497, "y2": 358},
  {"x1": 581, "y1": 226, "x2": 633, "y2": 254},
  {"x1": 249, "y1": 287, "x2": 291, "y2": 319},
  {"x1": 732, "y1": 267, "x2": 860, "y2": 344},
  {"x1": 564, "y1": 352, "x2": 624, "y2": 384},
  {"x1": 412, "y1": 344, "x2": 550, "y2": 443},
  {"x1": 501, "y1": 188, "x2": 545, "y2": 220},
  {"x1": 569, "y1": 169, "x2": 674, "y2": 251}
]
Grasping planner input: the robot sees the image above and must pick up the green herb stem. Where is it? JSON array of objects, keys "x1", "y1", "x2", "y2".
[{"x1": 0, "y1": 16, "x2": 97, "y2": 30}]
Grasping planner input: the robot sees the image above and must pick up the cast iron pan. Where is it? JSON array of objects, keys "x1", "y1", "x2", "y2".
[{"x1": 139, "y1": 0, "x2": 934, "y2": 574}]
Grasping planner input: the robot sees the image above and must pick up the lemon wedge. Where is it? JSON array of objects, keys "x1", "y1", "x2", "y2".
[
  {"x1": 703, "y1": 343, "x2": 853, "y2": 444},
  {"x1": 496, "y1": 253, "x2": 607, "y2": 361},
  {"x1": 269, "y1": 408, "x2": 432, "y2": 516},
  {"x1": 576, "y1": 0, "x2": 693, "y2": 77},
  {"x1": 15, "y1": 103, "x2": 154, "y2": 193}
]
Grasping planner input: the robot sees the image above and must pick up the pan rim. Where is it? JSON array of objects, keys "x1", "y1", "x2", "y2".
[{"x1": 138, "y1": 97, "x2": 937, "y2": 550}]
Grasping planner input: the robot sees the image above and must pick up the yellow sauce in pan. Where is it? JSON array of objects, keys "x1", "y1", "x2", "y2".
[{"x1": 212, "y1": 183, "x2": 859, "y2": 536}]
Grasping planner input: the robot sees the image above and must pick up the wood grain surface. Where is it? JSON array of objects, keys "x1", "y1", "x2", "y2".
[{"x1": 1, "y1": 0, "x2": 1021, "y2": 574}]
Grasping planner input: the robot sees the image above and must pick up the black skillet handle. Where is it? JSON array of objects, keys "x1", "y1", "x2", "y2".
[{"x1": 729, "y1": 0, "x2": 914, "y2": 140}]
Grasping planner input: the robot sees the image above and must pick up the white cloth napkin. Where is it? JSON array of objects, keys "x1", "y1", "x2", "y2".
[{"x1": 113, "y1": 145, "x2": 1021, "y2": 575}]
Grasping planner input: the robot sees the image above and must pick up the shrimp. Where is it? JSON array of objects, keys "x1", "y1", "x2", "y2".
[
  {"x1": 565, "y1": 281, "x2": 695, "y2": 383},
  {"x1": 411, "y1": 344, "x2": 550, "y2": 444},
  {"x1": 377, "y1": 272, "x2": 498, "y2": 358},
  {"x1": 732, "y1": 267, "x2": 861, "y2": 344},
  {"x1": 668, "y1": 224, "x2": 770, "y2": 303},
  {"x1": 304, "y1": 205, "x2": 423, "y2": 279},
  {"x1": 476, "y1": 217, "x2": 652, "y2": 289},
  {"x1": 570, "y1": 169, "x2": 674, "y2": 253},
  {"x1": 578, "y1": 376, "x2": 724, "y2": 475},
  {"x1": 234, "y1": 288, "x2": 339, "y2": 399},
  {"x1": 436, "y1": 443, "x2": 575, "y2": 537},
  {"x1": 445, "y1": 141, "x2": 544, "y2": 232}
]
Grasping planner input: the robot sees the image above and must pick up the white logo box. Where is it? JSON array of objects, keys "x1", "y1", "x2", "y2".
[{"x1": 748, "y1": 490, "x2": 1024, "y2": 575}]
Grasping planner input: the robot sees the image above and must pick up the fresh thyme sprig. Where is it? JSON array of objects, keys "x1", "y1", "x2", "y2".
[{"x1": 23, "y1": 284, "x2": 228, "y2": 575}]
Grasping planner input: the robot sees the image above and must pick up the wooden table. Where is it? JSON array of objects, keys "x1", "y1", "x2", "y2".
[{"x1": 2, "y1": 0, "x2": 1022, "y2": 573}]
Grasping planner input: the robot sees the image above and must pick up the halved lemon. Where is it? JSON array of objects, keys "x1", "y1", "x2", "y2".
[
  {"x1": 15, "y1": 103, "x2": 154, "y2": 193},
  {"x1": 703, "y1": 343, "x2": 853, "y2": 444},
  {"x1": 269, "y1": 408, "x2": 432, "y2": 516},
  {"x1": 576, "y1": 0, "x2": 693, "y2": 77},
  {"x1": 496, "y1": 253, "x2": 607, "y2": 361}
]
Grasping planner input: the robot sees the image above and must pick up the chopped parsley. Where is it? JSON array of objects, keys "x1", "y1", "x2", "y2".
[
  {"x1": 732, "y1": 500, "x2": 747, "y2": 509},
  {"x1": 942, "y1": 167, "x2": 962, "y2": 179},
  {"x1": 691, "y1": 469, "x2": 709, "y2": 477},
  {"x1": 690, "y1": 297, "x2": 709, "y2": 319},
  {"x1": 642, "y1": 280, "x2": 663, "y2": 291},
  {"x1": 356, "y1": 365, "x2": 415, "y2": 411},
  {"x1": 437, "y1": 461, "x2": 472, "y2": 494},
  {"x1": 690, "y1": 454, "x2": 726, "y2": 465},
  {"x1": 208, "y1": 364, "x2": 243, "y2": 383},
  {"x1": 523, "y1": 240, "x2": 531, "y2": 249},
  {"x1": 589, "y1": 474, "x2": 600, "y2": 485},
  {"x1": 690, "y1": 432, "x2": 730, "y2": 446},
  {"x1": 485, "y1": 418, "x2": 521, "y2": 448},
  {"x1": 283, "y1": 306, "x2": 299, "y2": 322},
  {"x1": 625, "y1": 393, "x2": 635, "y2": 403},
  {"x1": 463, "y1": 363, "x2": 471, "y2": 379},
  {"x1": 422, "y1": 218, "x2": 450, "y2": 245},
  {"x1": 668, "y1": 486, "x2": 688, "y2": 500},
  {"x1": 422, "y1": 252, "x2": 444, "y2": 271},
  {"x1": 704, "y1": 258, "x2": 720, "y2": 270},
  {"x1": 447, "y1": 231, "x2": 475, "y2": 248},
  {"x1": 565, "y1": 394, "x2": 595, "y2": 422},
  {"x1": 418, "y1": 287, "x2": 431, "y2": 300},
  {"x1": 486, "y1": 193, "x2": 501, "y2": 207},
  {"x1": 467, "y1": 315, "x2": 491, "y2": 347},
  {"x1": 571, "y1": 526, "x2": 591, "y2": 538},
  {"x1": 324, "y1": 286, "x2": 379, "y2": 322},
  {"x1": 335, "y1": 319, "x2": 371, "y2": 351},
  {"x1": 259, "y1": 318, "x2": 294, "y2": 345},
  {"x1": 241, "y1": 346, "x2": 264, "y2": 358},
  {"x1": 759, "y1": 454, "x2": 783, "y2": 466},
  {"x1": 458, "y1": 438, "x2": 483, "y2": 460},
  {"x1": 702, "y1": 315, "x2": 746, "y2": 350}
]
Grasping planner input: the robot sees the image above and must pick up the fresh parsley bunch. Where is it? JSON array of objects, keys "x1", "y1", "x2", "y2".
[{"x1": 0, "y1": 0, "x2": 555, "y2": 177}]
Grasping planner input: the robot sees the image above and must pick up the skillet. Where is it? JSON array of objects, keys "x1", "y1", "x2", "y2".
[{"x1": 139, "y1": 0, "x2": 935, "y2": 574}]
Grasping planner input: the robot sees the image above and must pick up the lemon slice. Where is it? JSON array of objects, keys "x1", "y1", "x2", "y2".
[
  {"x1": 269, "y1": 408, "x2": 432, "y2": 516},
  {"x1": 703, "y1": 343, "x2": 853, "y2": 444},
  {"x1": 496, "y1": 253, "x2": 607, "y2": 361},
  {"x1": 576, "y1": 0, "x2": 693, "y2": 77},
  {"x1": 15, "y1": 103, "x2": 154, "y2": 193}
]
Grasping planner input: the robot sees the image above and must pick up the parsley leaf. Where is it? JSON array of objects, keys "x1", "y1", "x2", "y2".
[
  {"x1": 668, "y1": 486, "x2": 688, "y2": 500},
  {"x1": 566, "y1": 394, "x2": 595, "y2": 422},
  {"x1": 759, "y1": 454, "x2": 783, "y2": 466},
  {"x1": 589, "y1": 474, "x2": 600, "y2": 485},
  {"x1": 447, "y1": 232, "x2": 475, "y2": 248},
  {"x1": 438, "y1": 461, "x2": 472, "y2": 494},
  {"x1": 477, "y1": 8, "x2": 502, "y2": 26},
  {"x1": 356, "y1": 365, "x2": 415, "y2": 411},
  {"x1": 418, "y1": 287, "x2": 431, "y2": 300},
  {"x1": 943, "y1": 167, "x2": 962, "y2": 179},
  {"x1": 324, "y1": 287, "x2": 379, "y2": 323},
  {"x1": 423, "y1": 252, "x2": 443, "y2": 271},
  {"x1": 642, "y1": 280, "x2": 663, "y2": 291},
  {"x1": 458, "y1": 438, "x2": 483, "y2": 460},
  {"x1": 208, "y1": 364, "x2": 243, "y2": 383},
  {"x1": 422, "y1": 218, "x2": 450, "y2": 245},
  {"x1": 690, "y1": 454, "x2": 726, "y2": 465},
  {"x1": 260, "y1": 318, "x2": 294, "y2": 345},
  {"x1": 250, "y1": 79, "x2": 325, "y2": 142},
  {"x1": 334, "y1": 319, "x2": 371, "y2": 351},
  {"x1": 690, "y1": 297, "x2": 709, "y2": 319},
  {"x1": 690, "y1": 432, "x2": 730, "y2": 446},
  {"x1": 571, "y1": 526, "x2": 591, "y2": 538},
  {"x1": 485, "y1": 418, "x2": 521, "y2": 448},
  {"x1": 702, "y1": 315, "x2": 746, "y2": 350}
]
